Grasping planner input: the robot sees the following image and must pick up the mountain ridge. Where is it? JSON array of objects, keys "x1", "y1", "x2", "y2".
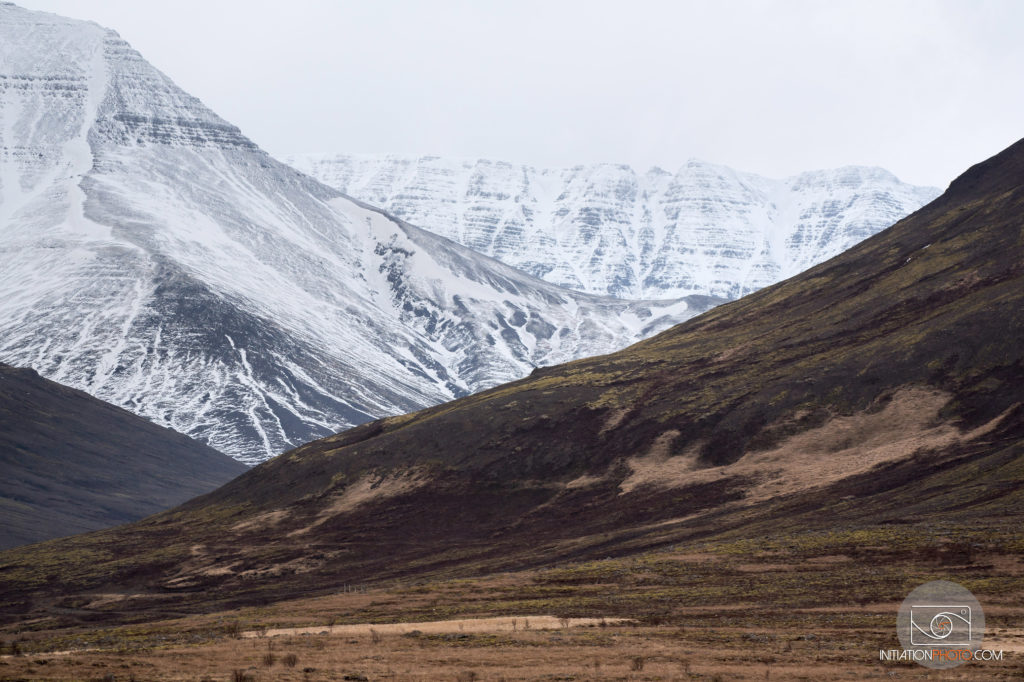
[{"x1": 286, "y1": 152, "x2": 940, "y2": 299}]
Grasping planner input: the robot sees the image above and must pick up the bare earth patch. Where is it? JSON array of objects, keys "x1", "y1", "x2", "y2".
[
  {"x1": 290, "y1": 467, "x2": 431, "y2": 536},
  {"x1": 618, "y1": 387, "x2": 1017, "y2": 501},
  {"x1": 242, "y1": 615, "x2": 632, "y2": 639},
  {"x1": 599, "y1": 406, "x2": 631, "y2": 435},
  {"x1": 564, "y1": 473, "x2": 602, "y2": 489},
  {"x1": 230, "y1": 509, "x2": 289, "y2": 532},
  {"x1": 618, "y1": 429, "x2": 686, "y2": 494}
]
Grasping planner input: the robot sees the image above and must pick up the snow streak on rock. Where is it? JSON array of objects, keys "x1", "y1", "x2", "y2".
[
  {"x1": 287, "y1": 154, "x2": 940, "y2": 299},
  {"x1": 0, "y1": 4, "x2": 719, "y2": 463}
]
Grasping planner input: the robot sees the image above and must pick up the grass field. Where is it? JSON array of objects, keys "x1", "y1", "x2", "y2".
[{"x1": 3, "y1": 523, "x2": 1022, "y2": 680}]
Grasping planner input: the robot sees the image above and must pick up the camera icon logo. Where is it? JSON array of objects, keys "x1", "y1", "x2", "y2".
[
  {"x1": 897, "y1": 580, "x2": 990, "y2": 669},
  {"x1": 909, "y1": 605, "x2": 973, "y2": 646}
]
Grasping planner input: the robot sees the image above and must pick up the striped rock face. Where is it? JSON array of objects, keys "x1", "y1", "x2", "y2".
[{"x1": 0, "y1": 3, "x2": 719, "y2": 463}]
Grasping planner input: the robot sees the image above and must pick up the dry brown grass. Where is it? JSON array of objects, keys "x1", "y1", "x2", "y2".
[
  {"x1": 4, "y1": 555, "x2": 1022, "y2": 681},
  {"x1": 3, "y1": 619, "x2": 1020, "y2": 680},
  {"x1": 4, "y1": 519, "x2": 1024, "y2": 680}
]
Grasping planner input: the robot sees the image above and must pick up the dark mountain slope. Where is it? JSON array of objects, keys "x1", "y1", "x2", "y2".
[
  {"x1": 1, "y1": 139, "x2": 1022, "y2": 626},
  {"x1": 0, "y1": 364, "x2": 247, "y2": 549}
]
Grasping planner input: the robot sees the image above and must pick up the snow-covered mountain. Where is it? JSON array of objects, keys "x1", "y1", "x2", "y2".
[
  {"x1": 287, "y1": 154, "x2": 941, "y2": 299},
  {"x1": 0, "y1": 4, "x2": 721, "y2": 464}
]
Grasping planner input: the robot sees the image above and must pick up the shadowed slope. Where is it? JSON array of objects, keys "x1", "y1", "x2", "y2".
[
  {"x1": 1, "y1": 139, "x2": 1022, "y2": 626},
  {"x1": 0, "y1": 364, "x2": 247, "y2": 549}
]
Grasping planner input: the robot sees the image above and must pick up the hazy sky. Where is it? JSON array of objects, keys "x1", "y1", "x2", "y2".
[{"x1": 16, "y1": 0, "x2": 1024, "y2": 187}]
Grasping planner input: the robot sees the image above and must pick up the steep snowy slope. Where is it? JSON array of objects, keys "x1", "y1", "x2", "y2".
[
  {"x1": 0, "y1": 4, "x2": 718, "y2": 463},
  {"x1": 287, "y1": 154, "x2": 940, "y2": 299}
]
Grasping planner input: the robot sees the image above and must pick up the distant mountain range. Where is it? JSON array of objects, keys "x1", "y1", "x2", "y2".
[
  {"x1": 5, "y1": 134, "x2": 1020, "y2": 625},
  {"x1": 286, "y1": 154, "x2": 940, "y2": 299},
  {"x1": 0, "y1": 362, "x2": 245, "y2": 549},
  {"x1": 0, "y1": 3, "x2": 719, "y2": 463}
]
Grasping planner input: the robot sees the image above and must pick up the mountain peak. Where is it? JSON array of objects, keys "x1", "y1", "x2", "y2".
[{"x1": 0, "y1": 6, "x2": 719, "y2": 463}]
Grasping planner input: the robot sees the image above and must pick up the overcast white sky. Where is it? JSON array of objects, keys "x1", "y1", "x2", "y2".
[{"x1": 16, "y1": 0, "x2": 1024, "y2": 187}]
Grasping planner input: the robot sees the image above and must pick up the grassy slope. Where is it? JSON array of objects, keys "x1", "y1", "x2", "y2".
[{"x1": 1, "y1": 139, "x2": 1022, "y2": 627}]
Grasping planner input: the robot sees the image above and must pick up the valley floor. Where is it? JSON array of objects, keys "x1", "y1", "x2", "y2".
[
  {"x1": 2, "y1": 524, "x2": 1022, "y2": 680},
  {"x1": 3, "y1": 614, "x2": 1022, "y2": 680}
]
